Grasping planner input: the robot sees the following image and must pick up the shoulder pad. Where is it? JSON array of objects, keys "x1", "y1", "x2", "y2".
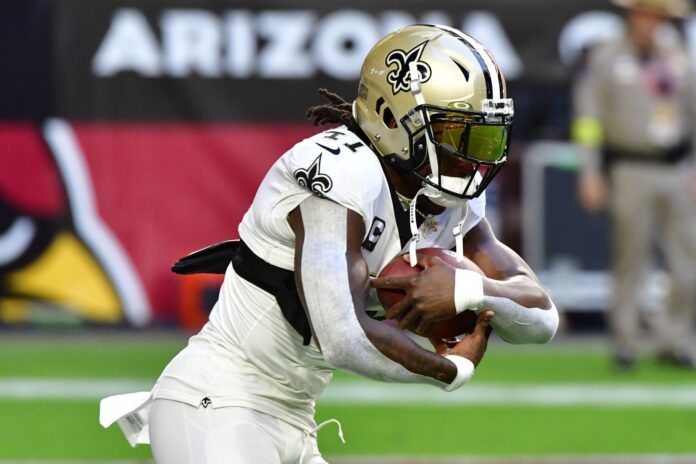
[{"x1": 285, "y1": 127, "x2": 386, "y2": 218}]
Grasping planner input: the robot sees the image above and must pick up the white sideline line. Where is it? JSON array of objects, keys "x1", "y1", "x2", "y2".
[
  {"x1": 332, "y1": 457, "x2": 696, "y2": 464},
  {"x1": 0, "y1": 462, "x2": 149, "y2": 464},
  {"x1": 322, "y1": 382, "x2": 696, "y2": 406},
  {"x1": 1, "y1": 379, "x2": 696, "y2": 406},
  {"x1": 333, "y1": 457, "x2": 696, "y2": 464},
  {"x1": 3, "y1": 457, "x2": 696, "y2": 464},
  {"x1": 0, "y1": 379, "x2": 152, "y2": 399}
]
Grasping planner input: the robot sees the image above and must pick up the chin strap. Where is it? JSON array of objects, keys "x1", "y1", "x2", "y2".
[
  {"x1": 408, "y1": 187, "x2": 426, "y2": 267},
  {"x1": 453, "y1": 221, "x2": 465, "y2": 262},
  {"x1": 407, "y1": 189, "x2": 470, "y2": 267},
  {"x1": 453, "y1": 202, "x2": 469, "y2": 263}
]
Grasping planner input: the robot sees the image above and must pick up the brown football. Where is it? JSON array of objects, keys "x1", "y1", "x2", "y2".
[{"x1": 376, "y1": 247, "x2": 484, "y2": 340}]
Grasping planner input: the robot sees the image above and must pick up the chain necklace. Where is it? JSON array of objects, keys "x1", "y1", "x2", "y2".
[{"x1": 395, "y1": 191, "x2": 438, "y2": 233}]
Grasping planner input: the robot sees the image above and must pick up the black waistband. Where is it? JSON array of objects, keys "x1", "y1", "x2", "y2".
[
  {"x1": 232, "y1": 240, "x2": 312, "y2": 345},
  {"x1": 604, "y1": 140, "x2": 691, "y2": 167}
]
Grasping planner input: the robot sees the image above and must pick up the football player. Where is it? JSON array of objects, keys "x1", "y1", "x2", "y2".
[{"x1": 101, "y1": 25, "x2": 558, "y2": 464}]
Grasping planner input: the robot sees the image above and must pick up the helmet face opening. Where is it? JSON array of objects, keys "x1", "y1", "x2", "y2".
[
  {"x1": 432, "y1": 117, "x2": 509, "y2": 163},
  {"x1": 400, "y1": 102, "x2": 513, "y2": 199}
]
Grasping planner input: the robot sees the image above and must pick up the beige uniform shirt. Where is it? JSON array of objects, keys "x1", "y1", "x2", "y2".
[{"x1": 573, "y1": 35, "x2": 696, "y2": 171}]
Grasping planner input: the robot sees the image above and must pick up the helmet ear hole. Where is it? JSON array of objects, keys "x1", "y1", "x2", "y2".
[
  {"x1": 375, "y1": 97, "x2": 385, "y2": 115},
  {"x1": 382, "y1": 107, "x2": 398, "y2": 129}
]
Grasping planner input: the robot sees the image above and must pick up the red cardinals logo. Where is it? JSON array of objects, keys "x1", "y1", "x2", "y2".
[
  {"x1": 1, "y1": 119, "x2": 319, "y2": 326},
  {"x1": 0, "y1": 120, "x2": 150, "y2": 325}
]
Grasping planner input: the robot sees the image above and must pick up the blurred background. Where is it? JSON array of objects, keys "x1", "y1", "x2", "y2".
[{"x1": 1, "y1": 0, "x2": 696, "y2": 462}]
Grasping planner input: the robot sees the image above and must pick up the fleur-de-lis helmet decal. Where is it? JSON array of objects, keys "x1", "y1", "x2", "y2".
[
  {"x1": 385, "y1": 41, "x2": 432, "y2": 94},
  {"x1": 294, "y1": 155, "x2": 333, "y2": 197}
]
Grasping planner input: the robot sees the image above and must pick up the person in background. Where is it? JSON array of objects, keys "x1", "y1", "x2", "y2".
[{"x1": 573, "y1": 0, "x2": 696, "y2": 368}]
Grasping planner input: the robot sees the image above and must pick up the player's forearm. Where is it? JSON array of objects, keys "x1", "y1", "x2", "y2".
[
  {"x1": 482, "y1": 274, "x2": 551, "y2": 310},
  {"x1": 345, "y1": 250, "x2": 457, "y2": 383},
  {"x1": 296, "y1": 196, "x2": 462, "y2": 388},
  {"x1": 301, "y1": 242, "x2": 457, "y2": 387},
  {"x1": 302, "y1": 244, "x2": 455, "y2": 387},
  {"x1": 454, "y1": 221, "x2": 558, "y2": 344},
  {"x1": 332, "y1": 304, "x2": 457, "y2": 385},
  {"x1": 355, "y1": 298, "x2": 456, "y2": 384},
  {"x1": 482, "y1": 295, "x2": 558, "y2": 344},
  {"x1": 459, "y1": 271, "x2": 558, "y2": 344}
]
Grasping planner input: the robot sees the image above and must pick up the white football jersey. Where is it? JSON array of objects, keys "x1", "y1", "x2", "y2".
[
  {"x1": 238, "y1": 126, "x2": 485, "y2": 273},
  {"x1": 152, "y1": 126, "x2": 485, "y2": 431}
]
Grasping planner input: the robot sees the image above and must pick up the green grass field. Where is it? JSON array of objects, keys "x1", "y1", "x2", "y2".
[{"x1": 1, "y1": 334, "x2": 695, "y2": 462}]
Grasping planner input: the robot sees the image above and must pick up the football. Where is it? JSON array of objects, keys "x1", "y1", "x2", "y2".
[{"x1": 376, "y1": 247, "x2": 484, "y2": 340}]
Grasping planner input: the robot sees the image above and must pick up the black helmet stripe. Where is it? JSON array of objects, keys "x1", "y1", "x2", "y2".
[
  {"x1": 494, "y1": 55, "x2": 506, "y2": 97},
  {"x1": 431, "y1": 25, "x2": 502, "y2": 99},
  {"x1": 466, "y1": 40, "x2": 493, "y2": 99}
]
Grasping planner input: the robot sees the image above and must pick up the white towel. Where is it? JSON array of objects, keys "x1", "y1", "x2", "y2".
[{"x1": 99, "y1": 391, "x2": 152, "y2": 447}]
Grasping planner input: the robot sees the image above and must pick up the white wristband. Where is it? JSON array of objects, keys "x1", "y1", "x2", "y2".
[
  {"x1": 454, "y1": 269, "x2": 484, "y2": 314},
  {"x1": 442, "y1": 355, "x2": 475, "y2": 391}
]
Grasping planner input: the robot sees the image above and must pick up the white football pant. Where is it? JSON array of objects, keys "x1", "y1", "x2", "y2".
[{"x1": 149, "y1": 399, "x2": 327, "y2": 464}]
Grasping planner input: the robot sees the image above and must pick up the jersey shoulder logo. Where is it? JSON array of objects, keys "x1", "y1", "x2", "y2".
[
  {"x1": 294, "y1": 154, "x2": 333, "y2": 197},
  {"x1": 385, "y1": 41, "x2": 431, "y2": 94}
]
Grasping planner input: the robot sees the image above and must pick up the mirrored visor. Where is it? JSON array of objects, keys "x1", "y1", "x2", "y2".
[{"x1": 432, "y1": 119, "x2": 508, "y2": 163}]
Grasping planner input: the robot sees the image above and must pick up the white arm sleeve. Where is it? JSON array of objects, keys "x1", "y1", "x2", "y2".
[
  {"x1": 480, "y1": 295, "x2": 559, "y2": 345},
  {"x1": 454, "y1": 269, "x2": 559, "y2": 345},
  {"x1": 299, "y1": 196, "x2": 465, "y2": 388}
]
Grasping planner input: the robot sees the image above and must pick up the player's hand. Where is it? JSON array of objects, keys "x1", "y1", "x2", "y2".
[
  {"x1": 578, "y1": 171, "x2": 608, "y2": 213},
  {"x1": 447, "y1": 310, "x2": 494, "y2": 367},
  {"x1": 371, "y1": 253, "x2": 457, "y2": 330}
]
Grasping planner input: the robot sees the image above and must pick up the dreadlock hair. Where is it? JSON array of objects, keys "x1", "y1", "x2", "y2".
[{"x1": 306, "y1": 88, "x2": 364, "y2": 136}]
